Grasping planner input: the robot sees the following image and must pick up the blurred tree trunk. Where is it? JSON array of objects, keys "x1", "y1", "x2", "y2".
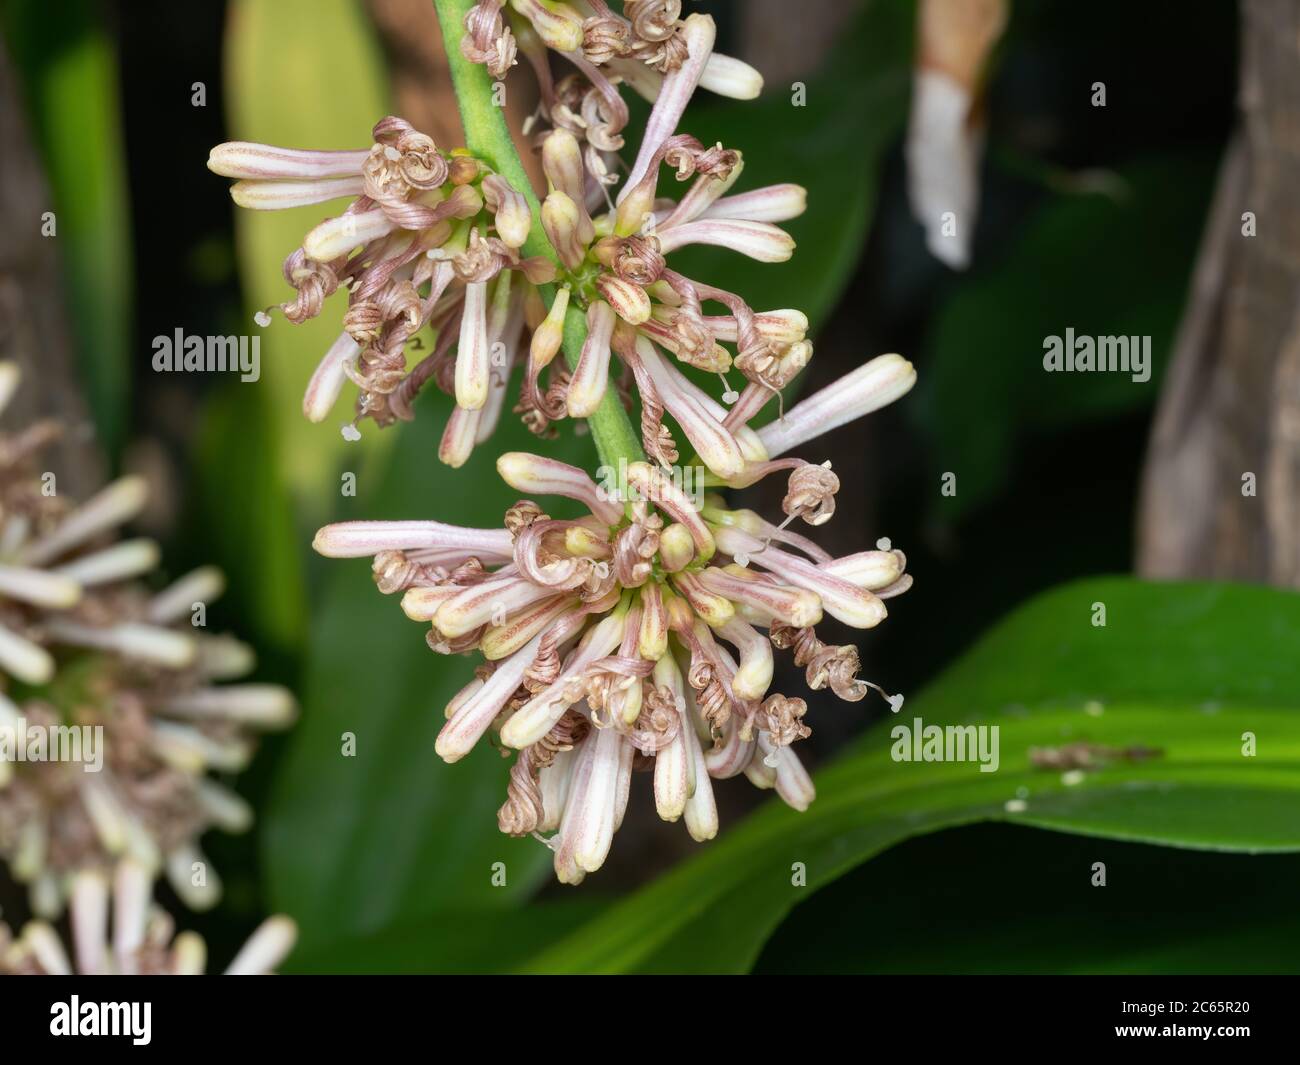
[
  {"x1": 738, "y1": 0, "x2": 863, "y2": 88},
  {"x1": 0, "y1": 41, "x2": 102, "y2": 496},
  {"x1": 1137, "y1": 0, "x2": 1300, "y2": 584}
]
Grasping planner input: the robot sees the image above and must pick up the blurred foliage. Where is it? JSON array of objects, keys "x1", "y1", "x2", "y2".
[
  {"x1": 522, "y1": 578, "x2": 1300, "y2": 973},
  {"x1": 917, "y1": 156, "x2": 1216, "y2": 522},
  {"x1": 3, "y1": 0, "x2": 132, "y2": 453},
  {"x1": 224, "y1": 0, "x2": 393, "y2": 514},
  {"x1": 289, "y1": 901, "x2": 599, "y2": 974}
]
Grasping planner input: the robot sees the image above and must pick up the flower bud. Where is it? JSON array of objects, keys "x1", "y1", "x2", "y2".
[
  {"x1": 699, "y1": 53, "x2": 764, "y2": 100},
  {"x1": 758, "y1": 353, "x2": 917, "y2": 458},
  {"x1": 657, "y1": 219, "x2": 795, "y2": 262},
  {"x1": 658, "y1": 523, "x2": 695, "y2": 572},
  {"x1": 703, "y1": 183, "x2": 807, "y2": 224},
  {"x1": 530, "y1": 287, "x2": 569, "y2": 369},
  {"x1": 595, "y1": 274, "x2": 652, "y2": 325},
  {"x1": 303, "y1": 209, "x2": 397, "y2": 262},
  {"x1": 481, "y1": 174, "x2": 532, "y2": 248},
  {"x1": 511, "y1": 0, "x2": 584, "y2": 52},
  {"x1": 455, "y1": 281, "x2": 490, "y2": 410},
  {"x1": 541, "y1": 191, "x2": 587, "y2": 269},
  {"x1": 567, "y1": 301, "x2": 616, "y2": 418}
]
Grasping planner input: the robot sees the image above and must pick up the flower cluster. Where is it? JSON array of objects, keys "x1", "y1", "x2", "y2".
[
  {"x1": 209, "y1": 10, "x2": 809, "y2": 471},
  {"x1": 209, "y1": 3, "x2": 922, "y2": 887},
  {"x1": 463, "y1": 1, "x2": 762, "y2": 99},
  {"x1": 0, "y1": 365, "x2": 296, "y2": 917},
  {"x1": 0, "y1": 859, "x2": 295, "y2": 975},
  {"x1": 314, "y1": 356, "x2": 915, "y2": 882}
]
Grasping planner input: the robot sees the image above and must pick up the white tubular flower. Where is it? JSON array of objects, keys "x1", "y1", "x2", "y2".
[
  {"x1": 230, "y1": 175, "x2": 364, "y2": 210},
  {"x1": 698, "y1": 53, "x2": 764, "y2": 100},
  {"x1": 566, "y1": 301, "x2": 617, "y2": 417},
  {"x1": 0, "y1": 860, "x2": 296, "y2": 975},
  {"x1": 700, "y1": 184, "x2": 808, "y2": 224},
  {"x1": 206, "y1": 143, "x2": 370, "y2": 179},
  {"x1": 655, "y1": 218, "x2": 795, "y2": 262},
  {"x1": 455, "y1": 281, "x2": 491, "y2": 410},
  {"x1": 618, "y1": 13, "x2": 717, "y2": 204},
  {"x1": 0, "y1": 367, "x2": 296, "y2": 917},
  {"x1": 756, "y1": 354, "x2": 918, "y2": 459},
  {"x1": 314, "y1": 445, "x2": 910, "y2": 883}
]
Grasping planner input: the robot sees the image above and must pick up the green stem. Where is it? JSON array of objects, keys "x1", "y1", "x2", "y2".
[{"x1": 434, "y1": 0, "x2": 644, "y2": 472}]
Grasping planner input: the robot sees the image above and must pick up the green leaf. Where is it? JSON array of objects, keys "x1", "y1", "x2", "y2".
[
  {"x1": 223, "y1": 0, "x2": 392, "y2": 522},
  {"x1": 521, "y1": 577, "x2": 1300, "y2": 974},
  {"x1": 287, "y1": 900, "x2": 600, "y2": 974},
  {"x1": 4, "y1": 0, "x2": 132, "y2": 452},
  {"x1": 262, "y1": 389, "x2": 600, "y2": 955},
  {"x1": 918, "y1": 155, "x2": 1216, "y2": 520},
  {"x1": 755, "y1": 823, "x2": 1300, "y2": 974},
  {"x1": 665, "y1": 0, "x2": 914, "y2": 329},
  {"x1": 193, "y1": 382, "x2": 308, "y2": 652}
]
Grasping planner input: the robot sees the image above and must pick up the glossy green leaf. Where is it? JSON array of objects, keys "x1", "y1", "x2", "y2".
[
  {"x1": 756, "y1": 823, "x2": 1300, "y2": 974},
  {"x1": 918, "y1": 155, "x2": 1216, "y2": 520},
  {"x1": 4, "y1": 0, "x2": 132, "y2": 452},
  {"x1": 287, "y1": 900, "x2": 600, "y2": 974},
  {"x1": 262, "y1": 388, "x2": 601, "y2": 955},
  {"x1": 521, "y1": 578, "x2": 1300, "y2": 973}
]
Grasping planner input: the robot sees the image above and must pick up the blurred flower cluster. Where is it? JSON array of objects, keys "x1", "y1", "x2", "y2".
[
  {"x1": 0, "y1": 364, "x2": 295, "y2": 967},
  {"x1": 0, "y1": 859, "x2": 294, "y2": 975}
]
